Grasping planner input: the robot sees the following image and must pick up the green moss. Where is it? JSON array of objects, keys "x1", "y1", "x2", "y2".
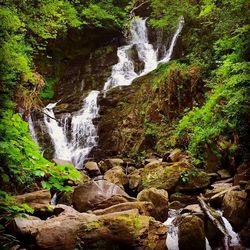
[{"x1": 40, "y1": 77, "x2": 58, "y2": 100}]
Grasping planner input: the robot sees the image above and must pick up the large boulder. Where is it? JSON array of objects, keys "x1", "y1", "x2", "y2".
[
  {"x1": 222, "y1": 190, "x2": 249, "y2": 230},
  {"x1": 104, "y1": 166, "x2": 128, "y2": 189},
  {"x1": 178, "y1": 215, "x2": 205, "y2": 250},
  {"x1": 137, "y1": 188, "x2": 168, "y2": 222},
  {"x1": 15, "y1": 190, "x2": 51, "y2": 211},
  {"x1": 128, "y1": 168, "x2": 143, "y2": 190},
  {"x1": 13, "y1": 207, "x2": 167, "y2": 250},
  {"x1": 72, "y1": 180, "x2": 131, "y2": 212}
]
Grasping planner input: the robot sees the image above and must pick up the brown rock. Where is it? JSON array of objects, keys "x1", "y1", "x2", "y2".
[
  {"x1": 72, "y1": 180, "x2": 130, "y2": 212},
  {"x1": 84, "y1": 161, "x2": 101, "y2": 176},
  {"x1": 217, "y1": 169, "x2": 231, "y2": 179},
  {"x1": 13, "y1": 207, "x2": 167, "y2": 250},
  {"x1": 93, "y1": 201, "x2": 155, "y2": 217},
  {"x1": 240, "y1": 219, "x2": 250, "y2": 247},
  {"x1": 137, "y1": 188, "x2": 168, "y2": 222},
  {"x1": 178, "y1": 215, "x2": 205, "y2": 250},
  {"x1": 104, "y1": 166, "x2": 128, "y2": 189},
  {"x1": 222, "y1": 190, "x2": 249, "y2": 230},
  {"x1": 181, "y1": 204, "x2": 203, "y2": 215},
  {"x1": 167, "y1": 148, "x2": 183, "y2": 162},
  {"x1": 170, "y1": 193, "x2": 197, "y2": 206},
  {"x1": 15, "y1": 190, "x2": 51, "y2": 211},
  {"x1": 128, "y1": 168, "x2": 143, "y2": 190},
  {"x1": 94, "y1": 195, "x2": 136, "y2": 210}
]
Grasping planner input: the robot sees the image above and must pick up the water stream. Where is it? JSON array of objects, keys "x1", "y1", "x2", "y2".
[{"x1": 32, "y1": 16, "x2": 185, "y2": 167}]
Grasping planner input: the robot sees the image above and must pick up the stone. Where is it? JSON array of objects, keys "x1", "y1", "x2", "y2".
[
  {"x1": 137, "y1": 188, "x2": 168, "y2": 222},
  {"x1": 93, "y1": 195, "x2": 136, "y2": 210},
  {"x1": 217, "y1": 169, "x2": 231, "y2": 179},
  {"x1": 128, "y1": 168, "x2": 143, "y2": 190},
  {"x1": 178, "y1": 215, "x2": 205, "y2": 250},
  {"x1": 222, "y1": 190, "x2": 249, "y2": 230},
  {"x1": 105, "y1": 158, "x2": 124, "y2": 168},
  {"x1": 240, "y1": 219, "x2": 250, "y2": 248},
  {"x1": 72, "y1": 180, "x2": 130, "y2": 212},
  {"x1": 167, "y1": 148, "x2": 183, "y2": 162},
  {"x1": 170, "y1": 193, "x2": 197, "y2": 206},
  {"x1": 57, "y1": 191, "x2": 72, "y2": 206},
  {"x1": 181, "y1": 204, "x2": 203, "y2": 215},
  {"x1": 98, "y1": 160, "x2": 111, "y2": 174},
  {"x1": 104, "y1": 166, "x2": 128, "y2": 189},
  {"x1": 84, "y1": 161, "x2": 101, "y2": 176},
  {"x1": 15, "y1": 190, "x2": 51, "y2": 211},
  {"x1": 233, "y1": 162, "x2": 250, "y2": 186},
  {"x1": 93, "y1": 201, "x2": 155, "y2": 218},
  {"x1": 169, "y1": 201, "x2": 185, "y2": 210},
  {"x1": 13, "y1": 207, "x2": 167, "y2": 250}
]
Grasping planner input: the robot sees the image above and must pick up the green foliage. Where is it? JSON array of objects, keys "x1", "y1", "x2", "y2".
[
  {"x1": 173, "y1": 0, "x2": 250, "y2": 162},
  {"x1": 40, "y1": 77, "x2": 58, "y2": 100},
  {"x1": 0, "y1": 110, "x2": 80, "y2": 193},
  {"x1": 180, "y1": 169, "x2": 199, "y2": 183}
]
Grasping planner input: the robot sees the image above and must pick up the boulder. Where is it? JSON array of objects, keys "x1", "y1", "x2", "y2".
[
  {"x1": 15, "y1": 190, "x2": 51, "y2": 211},
  {"x1": 104, "y1": 166, "x2": 128, "y2": 189},
  {"x1": 233, "y1": 162, "x2": 250, "y2": 185},
  {"x1": 137, "y1": 188, "x2": 168, "y2": 222},
  {"x1": 57, "y1": 191, "x2": 73, "y2": 206},
  {"x1": 240, "y1": 219, "x2": 250, "y2": 248},
  {"x1": 222, "y1": 190, "x2": 249, "y2": 230},
  {"x1": 84, "y1": 161, "x2": 101, "y2": 176},
  {"x1": 170, "y1": 193, "x2": 197, "y2": 206},
  {"x1": 13, "y1": 207, "x2": 167, "y2": 250},
  {"x1": 93, "y1": 201, "x2": 155, "y2": 217},
  {"x1": 72, "y1": 180, "x2": 130, "y2": 212},
  {"x1": 93, "y1": 195, "x2": 136, "y2": 210},
  {"x1": 166, "y1": 148, "x2": 183, "y2": 162},
  {"x1": 178, "y1": 215, "x2": 205, "y2": 250},
  {"x1": 128, "y1": 168, "x2": 143, "y2": 190},
  {"x1": 169, "y1": 201, "x2": 185, "y2": 210},
  {"x1": 181, "y1": 204, "x2": 203, "y2": 215}
]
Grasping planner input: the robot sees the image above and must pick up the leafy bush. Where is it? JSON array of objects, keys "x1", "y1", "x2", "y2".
[{"x1": 0, "y1": 110, "x2": 80, "y2": 193}]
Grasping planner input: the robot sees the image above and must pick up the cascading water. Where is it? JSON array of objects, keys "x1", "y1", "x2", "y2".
[
  {"x1": 37, "y1": 16, "x2": 185, "y2": 167},
  {"x1": 43, "y1": 90, "x2": 99, "y2": 168},
  {"x1": 103, "y1": 16, "x2": 184, "y2": 92}
]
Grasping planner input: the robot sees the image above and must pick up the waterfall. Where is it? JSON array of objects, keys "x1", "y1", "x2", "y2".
[
  {"x1": 43, "y1": 90, "x2": 99, "y2": 168},
  {"x1": 40, "y1": 16, "x2": 184, "y2": 167},
  {"x1": 103, "y1": 16, "x2": 184, "y2": 92},
  {"x1": 28, "y1": 115, "x2": 39, "y2": 144}
]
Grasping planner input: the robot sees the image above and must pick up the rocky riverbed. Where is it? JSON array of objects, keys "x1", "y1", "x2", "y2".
[{"x1": 10, "y1": 149, "x2": 250, "y2": 249}]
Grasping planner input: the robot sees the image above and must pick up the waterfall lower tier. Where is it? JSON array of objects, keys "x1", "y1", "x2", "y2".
[{"x1": 43, "y1": 90, "x2": 99, "y2": 168}]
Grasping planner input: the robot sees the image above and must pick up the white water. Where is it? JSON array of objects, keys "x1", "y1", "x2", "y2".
[
  {"x1": 43, "y1": 90, "x2": 99, "y2": 168},
  {"x1": 103, "y1": 17, "x2": 184, "y2": 92},
  {"x1": 164, "y1": 209, "x2": 180, "y2": 250},
  {"x1": 28, "y1": 116, "x2": 39, "y2": 144},
  {"x1": 41, "y1": 16, "x2": 185, "y2": 167}
]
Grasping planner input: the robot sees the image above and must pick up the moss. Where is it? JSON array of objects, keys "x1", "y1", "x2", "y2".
[{"x1": 83, "y1": 221, "x2": 104, "y2": 232}]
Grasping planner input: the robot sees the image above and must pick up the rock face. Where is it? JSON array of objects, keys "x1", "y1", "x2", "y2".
[
  {"x1": 72, "y1": 180, "x2": 131, "y2": 212},
  {"x1": 178, "y1": 215, "x2": 205, "y2": 250},
  {"x1": 13, "y1": 206, "x2": 167, "y2": 250},
  {"x1": 222, "y1": 190, "x2": 249, "y2": 230},
  {"x1": 137, "y1": 188, "x2": 168, "y2": 222},
  {"x1": 15, "y1": 190, "x2": 51, "y2": 210}
]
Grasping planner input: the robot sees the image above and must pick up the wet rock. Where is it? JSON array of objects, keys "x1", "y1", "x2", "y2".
[
  {"x1": 217, "y1": 169, "x2": 231, "y2": 179},
  {"x1": 93, "y1": 201, "x2": 155, "y2": 217},
  {"x1": 72, "y1": 180, "x2": 130, "y2": 212},
  {"x1": 169, "y1": 201, "x2": 185, "y2": 210},
  {"x1": 170, "y1": 193, "x2": 197, "y2": 206},
  {"x1": 104, "y1": 166, "x2": 128, "y2": 189},
  {"x1": 181, "y1": 204, "x2": 203, "y2": 215},
  {"x1": 137, "y1": 188, "x2": 168, "y2": 222},
  {"x1": 234, "y1": 161, "x2": 250, "y2": 185},
  {"x1": 57, "y1": 192, "x2": 72, "y2": 206},
  {"x1": 93, "y1": 195, "x2": 136, "y2": 210},
  {"x1": 84, "y1": 161, "x2": 101, "y2": 177},
  {"x1": 128, "y1": 168, "x2": 143, "y2": 190},
  {"x1": 222, "y1": 190, "x2": 249, "y2": 230},
  {"x1": 13, "y1": 208, "x2": 167, "y2": 250},
  {"x1": 178, "y1": 215, "x2": 205, "y2": 250},
  {"x1": 204, "y1": 145, "x2": 220, "y2": 172},
  {"x1": 166, "y1": 148, "x2": 183, "y2": 162},
  {"x1": 15, "y1": 190, "x2": 51, "y2": 211},
  {"x1": 240, "y1": 219, "x2": 250, "y2": 247}
]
